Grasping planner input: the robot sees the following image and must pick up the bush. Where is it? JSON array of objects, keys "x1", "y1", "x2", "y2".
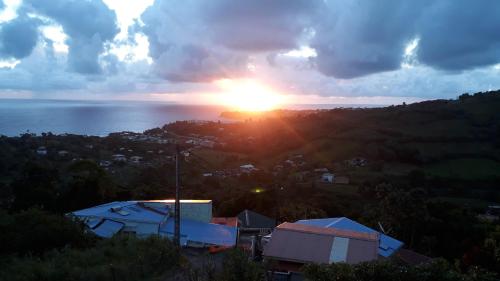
[
  {"x1": 303, "y1": 259, "x2": 497, "y2": 281},
  {"x1": 0, "y1": 208, "x2": 93, "y2": 256},
  {"x1": 219, "y1": 249, "x2": 263, "y2": 281},
  {"x1": 0, "y1": 235, "x2": 179, "y2": 281}
]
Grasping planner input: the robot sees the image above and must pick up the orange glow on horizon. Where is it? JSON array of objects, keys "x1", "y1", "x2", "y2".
[{"x1": 213, "y1": 79, "x2": 286, "y2": 111}]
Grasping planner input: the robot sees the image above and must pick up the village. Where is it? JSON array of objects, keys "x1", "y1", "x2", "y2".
[
  {"x1": 24, "y1": 127, "x2": 434, "y2": 280},
  {"x1": 69, "y1": 198, "x2": 429, "y2": 280}
]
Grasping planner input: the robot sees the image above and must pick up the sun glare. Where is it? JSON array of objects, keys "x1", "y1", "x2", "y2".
[{"x1": 215, "y1": 79, "x2": 284, "y2": 111}]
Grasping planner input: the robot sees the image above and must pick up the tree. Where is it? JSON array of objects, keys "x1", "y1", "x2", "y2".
[
  {"x1": 11, "y1": 161, "x2": 59, "y2": 211},
  {"x1": 0, "y1": 209, "x2": 92, "y2": 256},
  {"x1": 59, "y1": 160, "x2": 117, "y2": 211}
]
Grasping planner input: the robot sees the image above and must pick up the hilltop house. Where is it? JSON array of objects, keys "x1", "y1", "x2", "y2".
[
  {"x1": 69, "y1": 200, "x2": 237, "y2": 248},
  {"x1": 36, "y1": 146, "x2": 47, "y2": 155},
  {"x1": 112, "y1": 154, "x2": 126, "y2": 162},
  {"x1": 240, "y1": 164, "x2": 257, "y2": 173},
  {"x1": 321, "y1": 172, "x2": 335, "y2": 183},
  {"x1": 263, "y1": 217, "x2": 403, "y2": 274}
]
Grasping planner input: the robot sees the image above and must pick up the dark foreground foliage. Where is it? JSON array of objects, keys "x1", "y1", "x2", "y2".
[
  {"x1": 184, "y1": 249, "x2": 264, "y2": 281},
  {"x1": 303, "y1": 259, "x2": 498, "y2": 281},
  {"x1": 0, "y1": 235, "x2": 179, "y2": 281},
  {"x1": 0, "y1": 208, "x2": 94, "y2": 256}
]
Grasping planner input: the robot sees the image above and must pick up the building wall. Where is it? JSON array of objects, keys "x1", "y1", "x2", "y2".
[{"x1": 144, "y1": 201, "x2": 212, "y2": 222}]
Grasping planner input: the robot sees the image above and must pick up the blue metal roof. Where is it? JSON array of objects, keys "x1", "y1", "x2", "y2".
[
  {"x1": 160, "y1": 218, "x2": 237, "y2": 247},
  {"x1": 93, "y1": 220, "x2": 124, "y2": 238},
  {"x1": 72, "y1": 201, "x2": 168, "y2": 224},
  {"x1": 296, "y1": 217, "x2": 403, "y2": 257}
]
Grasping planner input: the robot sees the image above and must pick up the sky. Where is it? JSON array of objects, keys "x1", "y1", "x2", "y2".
[{"x1": 0, "y1": 0, "x2": 500, "y2": 106}]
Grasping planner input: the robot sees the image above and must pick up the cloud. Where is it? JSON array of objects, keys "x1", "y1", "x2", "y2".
[
  {"x1": 201, "y1": 0, "x2": 321, "y2": 51},
  {"x1": 0, "y1": 42, "x2": 86, "y2": 91},
  {"x1": 23, "y1": 0, "x2": 119, "y2": 74},
  {"x1": 153, "y1": 44, "x2": 248, "y2": 82},
  {"x1": 312, "y1": 0, "x2": 429, "y2": 79},
  {"x1": 139, "y1": 0, "x2": 250, "y2": 82},
  {"x1": 1, "y1": 0, "x2": 500, "y2": 100},
  {"x1": 417, "y1": 0, "x2": 500, "y2": 71},
  {"x1": 0, "y1": 1, "x2": 4, "y2": 10},
  {"x1": 0, "y1": 15, "x2": 40, "y2": 59},
  {"x1": 312, "y1": 0, "x2": 500, "y2": 79}
]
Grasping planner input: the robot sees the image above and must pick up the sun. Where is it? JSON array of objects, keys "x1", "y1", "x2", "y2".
[{"x1": 214, "y1": 79, "x2": 285, "y2": 111}]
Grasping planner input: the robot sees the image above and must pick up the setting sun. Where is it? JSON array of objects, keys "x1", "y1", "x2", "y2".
[{"x1": 214, "y1": 79, "x2": 285, "y2": 111}]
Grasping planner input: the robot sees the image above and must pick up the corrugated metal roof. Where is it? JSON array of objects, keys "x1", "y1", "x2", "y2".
[
  {"x1": 295, "y1": 217, "x2": 403, "y2": 257},
  {"x1": 278, "y1": 222, "x2": 379, "y2": 241},
  {"x1": 160, "y1": 218, "x2": 237, "y2": 247},
  {"x1": 72, "y1": 201, "x2": 168, "y2": 224},
  {"x1": 263, "y1": 223, "x2": 379, "y2": 264},
  {"x1": 92, "y1": 220, "x2": 124, "y2": 238}
]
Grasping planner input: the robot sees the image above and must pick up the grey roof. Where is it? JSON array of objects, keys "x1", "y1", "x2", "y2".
[
  {"x1": 263, "y1": 222, "x2": 379, "y2": 264},
  {"x1": 237, "y1": 210, "x2": 276, "y2": 229}
]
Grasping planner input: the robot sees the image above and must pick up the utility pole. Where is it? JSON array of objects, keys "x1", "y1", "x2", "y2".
[{"x1": 174, "y1": 144, "x2": 181, "y2": 248}]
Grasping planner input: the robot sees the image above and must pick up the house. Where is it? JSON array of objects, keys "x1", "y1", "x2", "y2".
[
  {"x1": 69, "y1": 200, "x2": 237, "y2": 248},
  {"x1": 112, "y1": 154, "x2": 126, "y2": 162},
  {"x1": 99, "y1": 160, "x2": 111, "y2": 167},
  {"x1": 321, "y1": 172, "x2": 335, "y2": 183},
  {"x1": 295, "y1": 217, "x2": 403, "y2": 258},
  {"x1": 346, "y1": 157, "x2": 367, "y2": 167},
  {"x1": 202, "y1": 173, "x2": 213, "y2": 177},
  {"x1": 36, "y1": 146, "x2": 47, "y2": 155},
  {"x1": 237, "y1": 209, "x2": 276, "y2": 234},
  {"x1": 130, "y1": 156, "x2": 143, "y2": 164},
  {"x1": 263, "y1": 218, "x2": 404, "y2": 274},
  {"x1": 58, "y1": 150, "x2": 69, "y2": 157},
  {"x1": 264, "y1": 222, "x2": 380, "y2": 271},
  {"x1": 240, "y1": 164, "x2": 257, "y2": 173}
]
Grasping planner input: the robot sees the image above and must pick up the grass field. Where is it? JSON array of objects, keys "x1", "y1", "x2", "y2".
[
  {"x1": 424, "y1": 158, "x2": 500, "y2": 180},
  {"x1": 431, "y1": 196, "x2": 495, "y2": 209}
]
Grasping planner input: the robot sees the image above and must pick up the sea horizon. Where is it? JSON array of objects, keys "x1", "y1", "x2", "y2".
[{"x1": 0, "y1": 99, "x2": 388, "y2": 137}]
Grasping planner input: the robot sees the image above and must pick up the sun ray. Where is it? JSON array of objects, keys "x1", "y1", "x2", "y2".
[{"x1": 214, "y1": 79, "x2": 285, "y2": 111}]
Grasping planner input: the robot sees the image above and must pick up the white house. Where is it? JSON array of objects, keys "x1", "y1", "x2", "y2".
[
  {"x1": 112, "y1": 154, "x2": 127, "y2": 162},
  {"x1": 240, "y1": 164, "x2": 257, "y2": 173},
  {"x1": 130, "y1": 156, "x2": 143, "y2": 164},
  {"x1": 36, "y1": 146, "x2": 47, "y2": 155},
  {"x1": 321, "y1": 172, "x2": 335, "y2": 183}
]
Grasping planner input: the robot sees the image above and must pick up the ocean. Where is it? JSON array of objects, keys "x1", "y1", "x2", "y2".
[{"x1": 0, "y1": 99, "x2": 383, "y2": 137}]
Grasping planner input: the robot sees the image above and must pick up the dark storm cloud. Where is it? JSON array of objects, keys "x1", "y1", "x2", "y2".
[
  {"x1": 312, "y1": 0, "x2": 500, "y2": 78},
  {"x1": 312, "y1": 0, "x2": 429, "y2": 79},
  {"x1": 417, "y1": 0, "x2": 500, "y2": 71},
  {"x1": 201, "y1": 0, "x2": 322, "y2": 51},
  {"x1": 0, "y1": 16, "x2": 40, "y2": 59},
  {"x1": 140, "y1": 0, "x2": 321, "y2": 82},
  {"x1": 140, "y1": 0, "x2": 250, "y2": 82},
  {"x1": 138, "y1": 0, "x2": 500, "y2": 82},
  {"x1": 154, "y1": 44, "x2": 249, "y2": 82},
  {"x1": 23, "y1": 0, "x2": 119, "y2": 74}
]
